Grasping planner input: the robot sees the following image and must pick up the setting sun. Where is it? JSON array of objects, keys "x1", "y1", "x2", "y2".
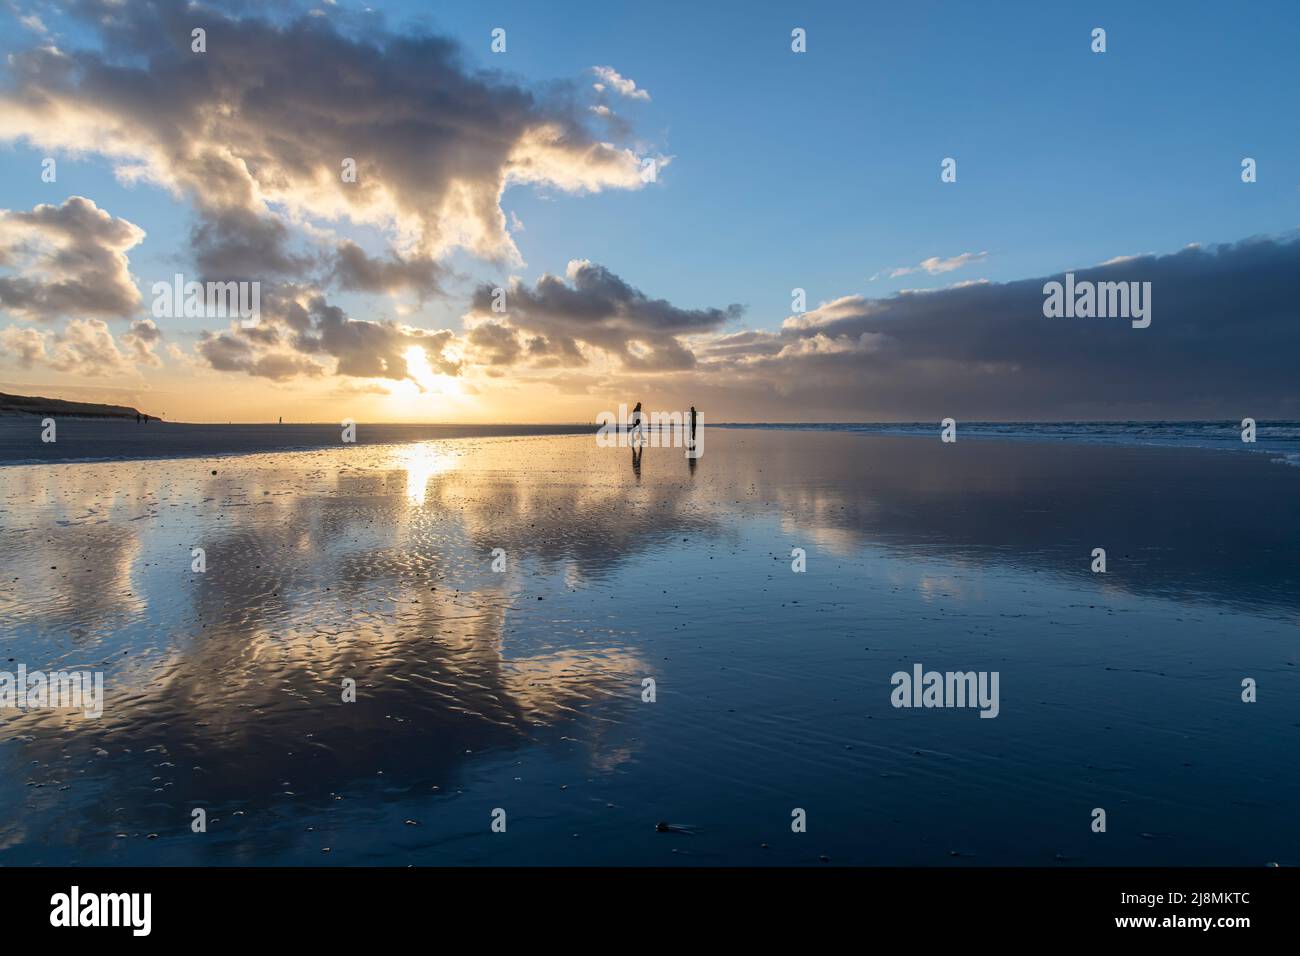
[{"x1": 403, "y1": 345, "x2": 467, "y2": 402}]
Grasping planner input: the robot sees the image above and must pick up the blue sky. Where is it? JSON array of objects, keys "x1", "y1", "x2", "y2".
[
  {"x1": 0, "y1": 0, "x2": 1297, "y2": 422},
  {"x1": 460, "y1": 0, "x2": 1300, "y2": 317},
  {"x1": 4, "y1": 0, "x2": 1297, "y2": 331}
]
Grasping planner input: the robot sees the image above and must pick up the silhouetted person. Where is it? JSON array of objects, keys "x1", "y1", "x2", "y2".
[
  {"x1": 629, "y1": 401, "x2": 643, "y2": 445},
  {"x1": 689, "y1": 406, "x2": 697, "y2": 443},
  {"x1": 135, "y1": 413, "x2": 140, "y2": 424}
]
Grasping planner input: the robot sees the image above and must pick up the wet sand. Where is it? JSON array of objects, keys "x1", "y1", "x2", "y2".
[
  {"x1": 0, "y1": 429, "x2": 1297, "y2": 865},
  {"x1": 0, "y1": 418, "x2": 595, "y2": 465}
]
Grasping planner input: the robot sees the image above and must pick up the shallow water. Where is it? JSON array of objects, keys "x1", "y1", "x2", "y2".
[{"x1": 0, "y1": 430, "x2": 1296, "y2": 865}]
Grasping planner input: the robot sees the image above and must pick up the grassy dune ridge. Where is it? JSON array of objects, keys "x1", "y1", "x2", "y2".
[{"x1": 0, "y1": 391, "x2": 153, "y2": 420}]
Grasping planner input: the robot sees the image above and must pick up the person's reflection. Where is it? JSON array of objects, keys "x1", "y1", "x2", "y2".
[
  {"x1": 687, "y1": 452, "x2": 697, "y2": 476},
  {"x1": 631, "y1": 442, "x2": 642, "y2": 480}
]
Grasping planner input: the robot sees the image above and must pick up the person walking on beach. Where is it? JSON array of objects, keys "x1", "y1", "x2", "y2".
[
  {"x1": 629, "y1": 401, "x2": 643, "y2": 446},
  {"x1": 689, "y1": 406, "x2": 697, "y2": 444}
]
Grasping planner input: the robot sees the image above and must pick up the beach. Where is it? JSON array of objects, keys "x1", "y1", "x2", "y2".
[
  {"x1": 1, "y1": 427, "x2": 1297, "y2": 865},
  {"x1": 0, "y1": 417, "x2": 596, "y2": 465}
]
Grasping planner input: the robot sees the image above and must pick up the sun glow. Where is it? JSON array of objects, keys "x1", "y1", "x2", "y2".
[{"x1": 404, "y1": 345, "x2": 467, "y2": 400}]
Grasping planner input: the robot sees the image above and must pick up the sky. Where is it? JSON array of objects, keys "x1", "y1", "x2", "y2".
[{"x1": 0, "y1": 0, "x2": 1297, "y2": 423}]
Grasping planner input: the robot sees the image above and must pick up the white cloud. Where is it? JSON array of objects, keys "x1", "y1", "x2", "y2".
[
  {"x1": 887, "y1": 250, "x2": 989, "y2": 278},
  {"x1": 591, "y1": 66, "x2": 651, "y2": 101},
  {"x1": 0, "y1": 15, "x2": 665, "y2": 279},
  {"x1": 0, "y1": 197, "x2": 145, "y2": 322}
]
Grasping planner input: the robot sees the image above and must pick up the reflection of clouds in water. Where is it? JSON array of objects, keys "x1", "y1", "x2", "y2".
[
  {"x1": 916, "y1": 573, "x2": 963, "y2": 603},
  {"x1": 563, "y1": 561, "x2": 585, "y2": 590},
  {"x1": 787, "y1": 522, "x2": 860, "y2": 557},
  {"x1": 416, "y1": 437, "x2": 724, "y2": 581},
  {"x1": 2, "y1": 429, "x2": 1296, "y2": 862},
  {"x1": 1, "y1": 439, "x2": 692, "y2": 853},
  {"x1": 0, "y1": 514, "x2": 146, "y2": 643},
  {"x1": 705, "y1": 431, "x2": 1300, "y2": 617}
]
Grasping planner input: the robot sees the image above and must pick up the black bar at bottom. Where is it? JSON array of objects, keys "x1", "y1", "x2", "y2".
[{"x1": 1, "y1": 866, "x2": 1285, "y2": 940}]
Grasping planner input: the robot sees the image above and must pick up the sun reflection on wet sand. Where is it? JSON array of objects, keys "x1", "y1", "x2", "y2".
[{"x1": 394, "y1": 441, "x2": 461, "y2": 506}]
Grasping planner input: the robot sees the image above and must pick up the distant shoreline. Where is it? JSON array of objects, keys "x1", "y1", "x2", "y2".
[{"x1": 2, "y1": 417, "x2": 1299, "y2": 468}]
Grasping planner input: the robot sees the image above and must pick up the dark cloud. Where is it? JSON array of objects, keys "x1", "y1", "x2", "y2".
[
  {"x1": 195, "y1": 329, "x2": 255, "y2": 373},
  {"x1": 466, "y1": 321, "x2": 522, "y2": 367},
  {"x1": 692, "y1": 235, "x2": 1300, "y2": 419},
  {"x1": 191, "y1": 208, "x2": 312, "y2": 281},
  {"x1": 526, "y1": 334, "x2": 587, "y2": 368},
  {"x1": 196, "y1": 329, "x2": 325, "y2": 381},
  {"x1": 470, "y1": 261, "x2": 743, "y2": 371},
  {"x1": 248, "y1": 351, "x2": 327, "y2": 381},
  {"x1": 331, "y1": 241, "x2": 442, "y2": 297}
]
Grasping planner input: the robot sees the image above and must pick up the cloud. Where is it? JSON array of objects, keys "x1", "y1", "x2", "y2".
[
  {"x1": 297, "y1": 296, "x2": 460, "y2": 380},
  {"x1": 2, "y1": 311, "x2": 165, "y2": 376},
  {"x1": 782, "y1": 295, "x2": 883, "y2": 331},
  {"x1": 467, "y1": 260, "x2": 742, "y2": 372},
  {"x1": 179, "y1": 259, "x2": 740, "y2": 384},
  {"x1": 466, "y1": 321, "x2": 523, "y2": 367},
  {"x1": 121, "y1": 318, "x2": 163, "y2": 367},
  {"x1": 194, "y1": 328, "x2": 326, "y2": 382},
  {"x1": 591, "y1": 66, "x2": 650, "y2": 101},
  {"x1": 773, "y1": 331, "x2": 884, "y2": 359},
  {"x1": 331, "y1": 241, "x2": 442, "y2": 297},
  {"x1": 0, "y1": 324, "x2": 48, "y2": 367},
  {"x1": 0, "y1": 318, "x2": 143, "y2": 377},
  {"x1": 0, "y1": 197, "x2": 145, "y2": 322},
  {"x1": 190, "y1": 208, "x2": 312, "y2": 281},
  {"x1": 49, "y1": 319, "x2": 131, "y2": 375},
  {"x1": 691, "y1": 234, "x2": 1300, "y2": 420},
  {"x1": 888, "y1": 251, "x2": 988, "y2": 279},
  {"x1": 189, "y1": 290, "x2": 458, "y2": 385},
  {"x1": 0, "y1": 1, "x2": 663, "y2": 280},
  {"x1": 167, "y1": 234, "x2": 1299, "y2": 421}
]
